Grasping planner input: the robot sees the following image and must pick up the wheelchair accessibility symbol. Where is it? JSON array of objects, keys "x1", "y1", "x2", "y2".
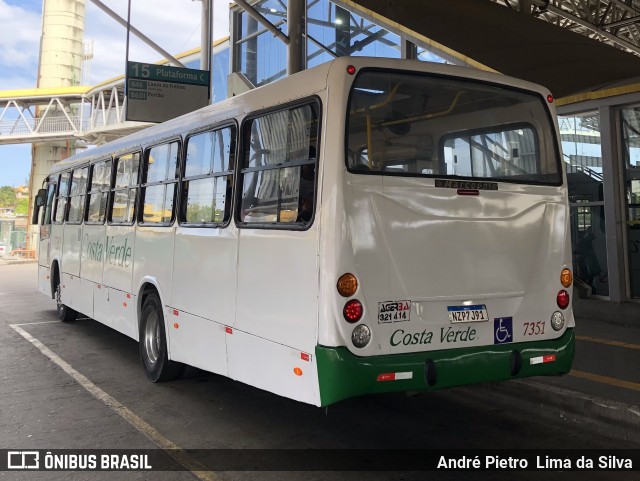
[{"x1": 494, "y1": 317, "x2": 513, "y2": 344}]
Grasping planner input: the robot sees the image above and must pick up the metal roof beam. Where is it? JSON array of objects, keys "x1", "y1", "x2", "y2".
[
  {"x1": 545, "y1": 3, "x2": 640, "y2": 54},
  {"x1": 88, "y1": 0, "x2": 186, "y2": 68}
]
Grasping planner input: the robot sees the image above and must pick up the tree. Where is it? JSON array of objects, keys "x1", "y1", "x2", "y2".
[
  {"x1": 15, "y1": 197, "x2": 29, "y2": 215},
  {"x1": 0, "y1": 186, "x2": 16, "y2": 208}
]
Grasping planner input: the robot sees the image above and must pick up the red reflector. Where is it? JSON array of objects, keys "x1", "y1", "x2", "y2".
[
  {"x1": 173, "y1": 323, "x2": 179, "y2": 329},
  {"x1": 225, "y1": 327, "x2": 233, "y2": 334},
  {"x1": 343, "y1": 299, "x2": 363, "y2": 323},
  {"x1": 126, "y1": 293, "x2": 131, "y2": 299},
  {"x1": 377, "y1": 373, "x2": 395, "y2": 382},
  {"x1": 543, "y1": 354, "x2": 556, "y2": 363},
  {"x1": 301, "y1": 352, "x2": 310, "y2": 362},
  {"x1": 347, "y1": 65, "x2": 356, "y2": 75},
  {"x1": 457, "y1": 189, "x2": 479, "y2": 196},
  {"x1": 547, "y1": 94, "x2": 554, "y2": 103},
  {"x1": 173, "y1": 309, "x2": 179, "y2": 316},
  {"x1": 557, "y1": 290, "x2": 570, "y2": 309}
]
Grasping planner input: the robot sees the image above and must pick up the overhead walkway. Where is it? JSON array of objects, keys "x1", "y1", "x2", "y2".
[
  {"x1": 0, "y1": 79, "x2": 149, "y2": 146},
  {"x1": 0, "y1": 41, "x2": 228, "y2": 146}
]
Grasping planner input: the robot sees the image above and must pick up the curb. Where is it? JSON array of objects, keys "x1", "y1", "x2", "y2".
[
  {"x1": 455, "y1": 379, "x2": 640, "y2": 444},
  {"x1": 0, "y1": 258, "x2": 37, "y2": 266}
]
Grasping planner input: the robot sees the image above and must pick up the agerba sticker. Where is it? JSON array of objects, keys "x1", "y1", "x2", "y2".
[{"x1": 378, "y1": 300, "x2": 411, "y2": 323}]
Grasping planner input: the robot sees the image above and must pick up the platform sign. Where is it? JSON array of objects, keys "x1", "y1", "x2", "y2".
[{"x1": 125, "y1": 61, "x2": 210, "y2": 123}]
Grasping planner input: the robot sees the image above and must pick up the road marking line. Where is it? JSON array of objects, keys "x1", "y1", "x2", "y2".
[
  {"x1": 576, "y1": 335, "x2": 640, "y2": 351},
  {"x1": 10, "y1": 320, "x2": 59, "y2": 327},
  {"x1": 10, "y1": 324, "x2": 220, "y2": 481},
  {"x1": 570, "y1": 369, "x2": 640, "y2": 392}
]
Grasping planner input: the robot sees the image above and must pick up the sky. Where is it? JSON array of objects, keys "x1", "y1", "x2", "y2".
[{"x1": 0, "y1": 0, "x2": 231, "y2": 187}]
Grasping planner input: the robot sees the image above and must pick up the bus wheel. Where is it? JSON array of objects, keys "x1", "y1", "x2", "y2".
[
  {"x1": 55, "y1": 280, "x2": 77, "y2": 322},
  {"x1": 139, "y1": 292, "x2": 184, "y2": 382}
]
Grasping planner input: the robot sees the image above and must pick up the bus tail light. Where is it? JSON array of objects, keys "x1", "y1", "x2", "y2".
[
  {"x1": 352, "y1": 324, "x2": 371, "y2": 348},
  {"x1": 343, "y1": 299, "x2": 363, "y2": 323},
  {"x1": 560, "y1": 268, "x2": 572, "y2": 288},
  {"x1": 337, "y1": 273, "x2": 358, "y2": 297},
  {"x1": 556, "y1": 290, "x2": 570, "y2": 309}
]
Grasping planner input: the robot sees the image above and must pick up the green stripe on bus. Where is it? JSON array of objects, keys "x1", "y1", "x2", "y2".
[{"x1": 315, "y1": 329, "x2": 575, "y2": 406}]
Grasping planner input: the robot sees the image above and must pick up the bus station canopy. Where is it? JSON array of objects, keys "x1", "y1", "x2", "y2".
[{"x1": 346, "y1": 0, "x2": 640, "y2": 98}]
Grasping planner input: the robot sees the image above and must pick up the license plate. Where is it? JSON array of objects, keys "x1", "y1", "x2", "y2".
[
  {"x1": 447, "y1": 304, "x2": 489, "y2": 323},
  {"x1": 378, "y1": 300, "x2": 411, "y2": 323}
]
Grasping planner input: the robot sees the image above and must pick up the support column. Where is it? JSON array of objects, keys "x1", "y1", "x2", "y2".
[
  {"x1": 287, "y1": 0, "x2": 305, "y2": 75},
  {"x1": 600, "y1": 105, "x2": 626, "y2": 302},
  {"x1": 402, "y1": 39, "x2": 417, "y2": 60},
  {"x1": 201, "y1": 0, "x2": 212, "y2": 73},
  {"x1": 335, "y1": 5, "x2": 350, "y2": 57},
  {"x1": 30, "y1": 0, "x2": 86, "y2": 255}
]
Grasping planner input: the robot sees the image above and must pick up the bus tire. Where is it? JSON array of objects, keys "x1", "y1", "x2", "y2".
[
  {"x1": 55, "y1": 277, "x2": 77, "y2": 323},
  {"x1": 139, "y1": 292, "x2": 184, "y2": 382}
]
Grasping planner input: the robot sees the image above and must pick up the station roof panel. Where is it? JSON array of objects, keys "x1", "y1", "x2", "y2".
[{"x1": 348, "y1": 0, "x2": 640, "y2": 98}]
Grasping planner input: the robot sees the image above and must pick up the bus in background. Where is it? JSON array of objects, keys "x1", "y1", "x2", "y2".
[{"x1": 32, "y1": 57, "x2": 575, "y2": 406}]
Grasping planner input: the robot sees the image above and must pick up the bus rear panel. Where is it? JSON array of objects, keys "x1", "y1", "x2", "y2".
[{"x1": 316, "y1": 64, "x2": 574, "y2": 406}]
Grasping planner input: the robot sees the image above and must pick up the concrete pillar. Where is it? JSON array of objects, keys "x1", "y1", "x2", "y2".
[
  {"x1": 29, "y1": 0, "x2": 86, "y2": 254},
  {"x1": 39, "y1": 0, "x2": 86, "y2": 88}
]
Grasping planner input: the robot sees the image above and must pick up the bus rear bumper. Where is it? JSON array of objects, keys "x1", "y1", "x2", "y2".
[{"x1": 315, "y1": 328, "x2": 575, "y2": 406}]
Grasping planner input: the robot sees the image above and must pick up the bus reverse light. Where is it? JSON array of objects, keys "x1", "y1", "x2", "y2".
[
  {"x1": 343, "y1": 299, "x2": 363, "y2": 323},
  {"x1": 352, "y1": 324, "x2": 371, "y2": 348},
  {"x1": 550, "y1": 311, "x2": 565, "y2": 331},
  {"x1": 556, "y1": 290, "x2": 570, "y2": 309}
]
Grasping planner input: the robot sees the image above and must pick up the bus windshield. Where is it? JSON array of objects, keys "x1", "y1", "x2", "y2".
[{"x1": 346, "y1": 70, "x2": 562, "y2": 185}]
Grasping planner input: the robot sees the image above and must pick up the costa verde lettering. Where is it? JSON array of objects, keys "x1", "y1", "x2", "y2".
[
  {"x1": 390, "y1": 326, "x2": 477, "y2": 347},
  {"x1": 390, "y1": 329, "x2": 433, "y2": 346},
  {"x1": 84, "y1": 234, "x2": 104, "y2": 262},
  {"x1": 440, "y1": 326, "x2": 477, "y2": 343},
  {"x1": 83, "y1": 234, "x2": 132, "y2": 267}
]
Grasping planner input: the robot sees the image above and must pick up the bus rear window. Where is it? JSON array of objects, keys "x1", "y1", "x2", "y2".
[{"x1": 346, "y1": 70, "x2": 561, "y2": 185}]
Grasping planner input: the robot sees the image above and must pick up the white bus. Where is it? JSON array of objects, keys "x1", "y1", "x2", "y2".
[{"x1": 33, "y1": 57, "x2": 575, "y2": 406}]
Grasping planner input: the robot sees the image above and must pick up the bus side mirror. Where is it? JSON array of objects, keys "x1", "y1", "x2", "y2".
[
  {"x1": 31, "y1": 188, "x2": 47, "y2": 225},
  {"x1": 35, "y1": 189, "x2": 46, "y2": 207}
]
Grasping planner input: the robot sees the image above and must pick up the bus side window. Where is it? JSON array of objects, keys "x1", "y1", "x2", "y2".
[
  {"x1": 238, "y1": 102, "x2": 319, "y2": 227},
  {"x1": 43, "y1": 178, "x2": 57, "y2": 225},
  {"x1": 40, "y1": 177, "x2": 57, "y2": 238},
  {"x1": 140, "y1": 141, "x2": 180, "y2": 225},
  {"x1": 86, "y1": 159, "x2": 112, "y2": 224},
  {"x1": 53, "y1": 172, "x2": 71, "y2": 224},
  {"x1": 67, "y1": 167, "x2": 88, "y2": 224},
  {"x1": 110, "y1": 152, "x2": 140, "y2": 224},
  {"x1": 181, "y1": 125, "x2": 235, "y2": 226}
]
